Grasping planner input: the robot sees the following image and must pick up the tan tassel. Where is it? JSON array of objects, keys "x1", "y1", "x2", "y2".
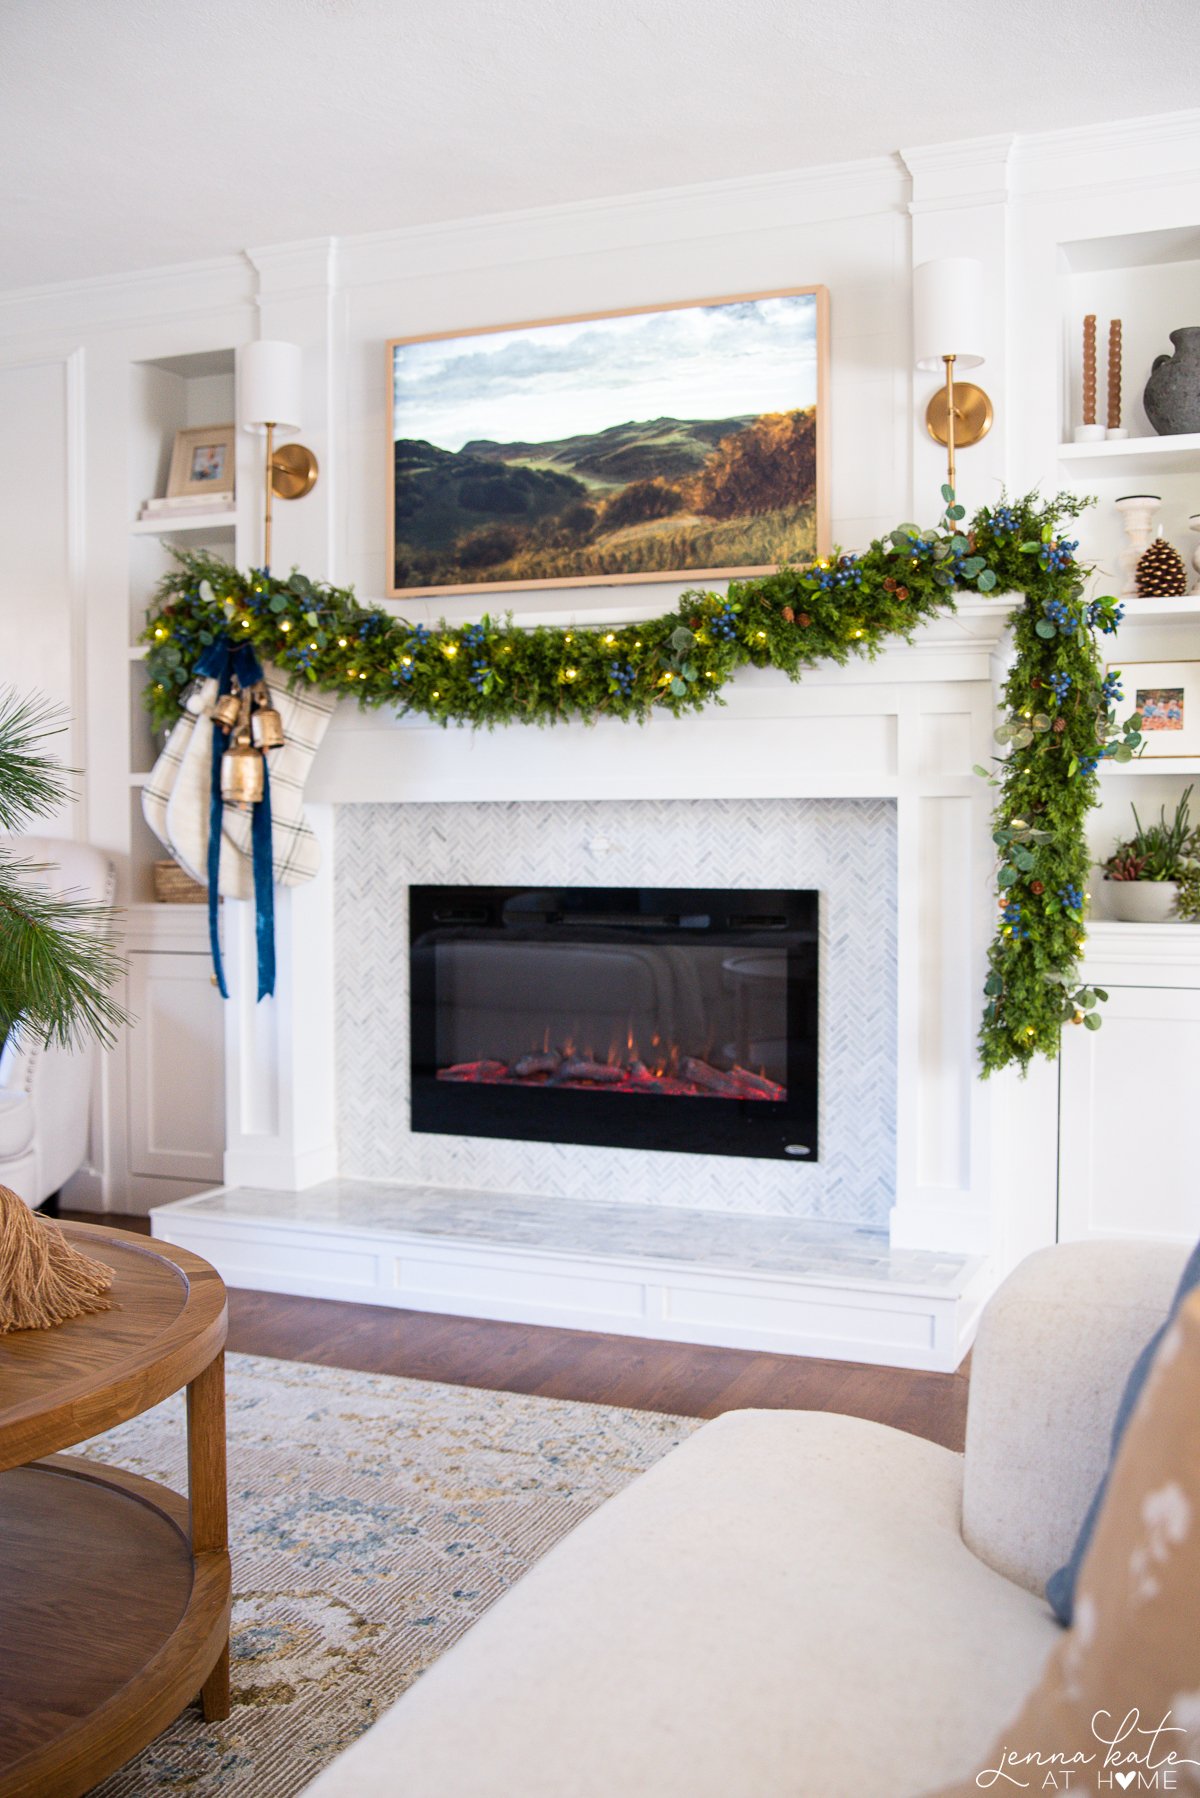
[{"x1": 0, "y1": 1185, "x2": 116, "y2": 1334}]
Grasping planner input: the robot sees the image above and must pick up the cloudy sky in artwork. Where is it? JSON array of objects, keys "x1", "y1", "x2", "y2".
[{"x1": 392, "y1": 292, "x2": 819, "y2": 450}]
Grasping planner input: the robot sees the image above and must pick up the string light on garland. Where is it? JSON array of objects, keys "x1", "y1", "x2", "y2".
[{"x1": 141, "y1": 488, "x2": 1134, "y2": 1077}]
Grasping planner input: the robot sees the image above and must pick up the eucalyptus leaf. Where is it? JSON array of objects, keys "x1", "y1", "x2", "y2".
[
  {"x1": 670, "y1": 677, "x2": 686, "y2": 696},
  {"x1": 1084, "y1": 1012, "x2": 1102, "y2": 1031},
  {"x1": 977, "y1": 569, "x2": 998, "y2": 592},
  {"x1": 1035, "y1": 620, "x2": 1057, "y2": 639}
]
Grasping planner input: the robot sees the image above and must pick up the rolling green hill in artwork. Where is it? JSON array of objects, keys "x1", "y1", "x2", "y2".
[
  {"x1": 459, "y1": 415, "x2": 755, "y2": 487},
  {"x1": 393, "y1": 408, "x2": 817, "y2": 589}
]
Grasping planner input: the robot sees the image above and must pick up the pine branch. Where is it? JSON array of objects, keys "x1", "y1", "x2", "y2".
[
  {"x1": 0, "y1": 852, "x2": 126, "y2": 1049},
  {"x1": 0, "y1": 689, "x2": 73, "y2": 830},
  {"x1": 0, "y1": 690, "x2": 127, "y2": 1050}
]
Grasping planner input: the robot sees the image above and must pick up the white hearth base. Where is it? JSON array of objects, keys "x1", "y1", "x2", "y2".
[{"x1": 151, "y1": 1180, "x2": 989, "y2": 1372}]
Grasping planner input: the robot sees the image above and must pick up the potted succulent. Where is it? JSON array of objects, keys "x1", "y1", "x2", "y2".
[{"x1": 1101, "y1": 786, "x2": 1199, "y2": 923}]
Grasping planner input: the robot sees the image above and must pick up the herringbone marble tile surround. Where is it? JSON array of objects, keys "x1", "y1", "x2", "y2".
[{"x1": 334, "y1": 798, "x2": 897, "y2": 1225}]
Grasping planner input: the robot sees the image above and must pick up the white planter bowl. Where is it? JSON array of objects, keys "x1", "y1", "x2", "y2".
[{"x1": 1105, "y1": 879, "x2": 1179, "y2": 923}]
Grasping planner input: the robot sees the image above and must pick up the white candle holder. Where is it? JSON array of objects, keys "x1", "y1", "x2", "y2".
[{"x1": 1115, "y1": 494, "x2": 1162, "y2": 597}]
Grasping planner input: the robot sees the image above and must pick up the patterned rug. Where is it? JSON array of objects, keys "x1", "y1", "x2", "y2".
[{"x1": 79, "y1": 1353, "x2": 697, "y2": 1795}]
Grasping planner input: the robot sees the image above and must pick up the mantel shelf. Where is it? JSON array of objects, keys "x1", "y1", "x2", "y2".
[{"x1": 1058, "y1": 432, "x2": 1200, "y2": 476}]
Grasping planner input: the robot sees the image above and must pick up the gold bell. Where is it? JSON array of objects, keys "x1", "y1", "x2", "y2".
[
  {"x1": 220, "y1": 733, "x2": 265, "y2": 805},
  {"x1": 211, "y1": 691, "x2": 242, "y2": 731},
  {"x1": 251, "y1": 704, "x2": 285, "y2": 750}
]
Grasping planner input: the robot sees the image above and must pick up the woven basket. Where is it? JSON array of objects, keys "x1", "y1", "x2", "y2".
[{"x1": 153, "y1": 859, "x2": 207, "y2": 904}]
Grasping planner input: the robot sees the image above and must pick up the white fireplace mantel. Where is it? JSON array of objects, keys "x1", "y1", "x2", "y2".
[{"x1": 221, "y1": 597, "x2": 1017, "y2": 1260}]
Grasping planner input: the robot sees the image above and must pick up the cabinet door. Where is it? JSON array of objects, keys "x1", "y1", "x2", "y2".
[
  {"x1": 127, "y1": 951, "x2": 225, "y2": 1181},
  {"x1": 1059, "y1": 985, "x2": 1200, "y2": 1244}
]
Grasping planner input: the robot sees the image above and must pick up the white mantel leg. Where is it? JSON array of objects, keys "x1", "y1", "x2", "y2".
[{"x1": 223, "y1": 801, "x2": 338, "y2": 1188}]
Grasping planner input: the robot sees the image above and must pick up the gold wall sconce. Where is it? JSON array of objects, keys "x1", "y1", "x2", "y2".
[
  {"x1": 237, "y1": 340, "x2": 319, "y2": 569},
  {"x1": 913, "y1": 257, "x2": 992, "y2": 492}
]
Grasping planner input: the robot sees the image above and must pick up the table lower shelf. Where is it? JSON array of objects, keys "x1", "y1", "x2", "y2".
[{"x1": 0, "y1": 1455, "x2": 230, "y2": 1798}]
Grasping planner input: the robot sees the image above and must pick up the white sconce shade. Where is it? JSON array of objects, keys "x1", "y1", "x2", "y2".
[
  {"x1": 238, "y1": 339, "x2": 303, "y2": 433},
  {"x1": 913, "y1": 258, "x2": 986, "y2": 370}
]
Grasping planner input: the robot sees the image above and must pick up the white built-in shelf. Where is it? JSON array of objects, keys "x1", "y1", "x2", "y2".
[
  {"x1": 131, "y1": 510, "x2": 237, "y2": 536},
  {"x1": 128, "y1": 644, "x2": 148, "y2": 661},
  {"x1": 1115, "y1": 597, "x2": 1200, "y2": 627},
  {"x1": 1058, "y1": 432, "x2": 1200, "y2": 476}
]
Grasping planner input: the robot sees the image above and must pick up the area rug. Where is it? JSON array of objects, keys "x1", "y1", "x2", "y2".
[{"x1": 78, "y1": 1352, "x2": 698, "y2": 1796}]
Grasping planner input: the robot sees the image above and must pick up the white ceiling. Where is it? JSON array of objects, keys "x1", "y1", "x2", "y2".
[{"x1": 4, "y1": 0, "x2": 1200, "y2": 291}]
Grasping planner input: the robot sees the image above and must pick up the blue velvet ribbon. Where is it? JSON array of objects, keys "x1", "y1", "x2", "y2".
[{"x1": 194, "y1": 637, "x2": 275, "y2": 1002}]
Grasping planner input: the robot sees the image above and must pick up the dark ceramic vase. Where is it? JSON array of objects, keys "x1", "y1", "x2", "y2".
[{"x1": 1143, "y1": 328, "x2": 1200, "y2": 436}]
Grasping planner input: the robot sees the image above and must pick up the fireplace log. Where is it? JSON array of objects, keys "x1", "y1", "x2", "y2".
[
  {"x1": 512, "y1": 1051, "x2": 562, "y2": 1079},
  {"x1": 679, "y1": 1056, "x2": 742, "y2": 1095},
  {"x1": 439, "y1": 1059, "x2": 509, "y2": 1081},
  {"x1": 555, "y1": 1058, "x2": 626, "y2": 1085},
  {"x1": 730, "y1": 1064, "x2": 786, "y2": 1100}
]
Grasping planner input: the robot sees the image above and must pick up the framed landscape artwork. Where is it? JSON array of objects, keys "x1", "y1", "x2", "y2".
[{"x1": 387, "y1": 286, "x2": 829, "y2": 597}]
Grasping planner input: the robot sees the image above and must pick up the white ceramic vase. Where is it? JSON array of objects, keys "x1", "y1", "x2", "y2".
[{"x1": 1105, "y1": 879, "x2": 1179, "y2": 923}]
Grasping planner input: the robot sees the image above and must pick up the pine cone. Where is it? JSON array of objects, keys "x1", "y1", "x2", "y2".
[{"x1": 1136, "y1": 537, "x2": 1187, "y2": 598}]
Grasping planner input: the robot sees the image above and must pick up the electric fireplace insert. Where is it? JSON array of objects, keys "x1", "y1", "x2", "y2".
[{"x1": 409, "y1": 885, "x2": 818, "y2": 1161}]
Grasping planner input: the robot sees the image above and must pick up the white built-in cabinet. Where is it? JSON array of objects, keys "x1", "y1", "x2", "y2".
[
  {"x1": 1058, "y1": 928, "x2": 1200, "y2": 1245},
  {"x1": 122, "y1": 907, "x2": 225, "y2": 1204}
]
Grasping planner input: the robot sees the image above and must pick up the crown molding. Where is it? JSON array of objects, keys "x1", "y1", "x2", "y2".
[
  {"x1": 245, "y1": 237, "x2": 339, "y2": 301},
  {"x1": 0, "y1": 253, "x2": 255, "y2": 343},
  {"x1": 337, "y1": 154, "x2": 910, "y2": 288},
  {"x1": 900, "y1": 135, "x2": 1014, "y2": 214},
  {"x1": 1012, "y1": 108, "x2": 1200, "y2": 196}
]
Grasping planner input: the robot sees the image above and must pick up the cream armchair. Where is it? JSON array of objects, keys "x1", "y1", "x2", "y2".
[{"x1": 0, "y1": 836, "x2": 116, "y2": 1208}]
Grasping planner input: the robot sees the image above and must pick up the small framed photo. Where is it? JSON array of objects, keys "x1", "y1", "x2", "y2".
[
  {"x1": 167, "y1": 424, "x2": 236, "y2": 499},
  {"x1": 1112, "y1": 660, "x2": 1200, "y2": 758}
]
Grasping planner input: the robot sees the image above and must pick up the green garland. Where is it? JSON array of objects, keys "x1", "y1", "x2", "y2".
[{"x1": 141, "y1": 490, "x2": 1136, "y2": 1075}]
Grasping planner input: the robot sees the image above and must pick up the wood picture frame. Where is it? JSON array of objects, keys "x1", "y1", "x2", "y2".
[
  {"x1": 166, "y1": 424, "x2": 236, "y2": 500},
  {"x1": 387, "y1": 285, "x2": 829, "y2": 599}
]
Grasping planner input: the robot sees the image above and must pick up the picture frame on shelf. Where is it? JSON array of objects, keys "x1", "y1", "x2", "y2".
[
  {"x1": 1113, "y1": 660, "x2": 1200, "y2": 758},
  {"x1": 387, "y1": 285, "x2": 829, "y2": 598},
  {"x1": 166, "y1": 424, "x2": 236, "y2": 500}
]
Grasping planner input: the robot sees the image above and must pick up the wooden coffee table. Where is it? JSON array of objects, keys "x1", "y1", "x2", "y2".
[{"x1": 0, "y1": 1222, "x2": 230, "y2": 1798}]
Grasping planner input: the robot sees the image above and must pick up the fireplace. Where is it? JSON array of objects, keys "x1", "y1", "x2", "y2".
[{"x1": 409, "y1": 885, "x2": 819, "y2": 1161}]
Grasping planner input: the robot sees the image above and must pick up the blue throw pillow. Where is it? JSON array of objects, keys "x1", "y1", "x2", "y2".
[{"x1": 1046, "y1": 1236, "x2": 1200, "y2": 1625}]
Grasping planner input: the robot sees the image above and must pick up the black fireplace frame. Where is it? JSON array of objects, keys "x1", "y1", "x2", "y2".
[{"x1": 409, "y1": 884, "x2": 819, "y2": 1163}]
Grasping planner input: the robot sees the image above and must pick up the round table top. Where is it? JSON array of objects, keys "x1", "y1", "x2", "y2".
[{"x1": 0, "y1": 1221, "x2": 227, "y2": 1473}]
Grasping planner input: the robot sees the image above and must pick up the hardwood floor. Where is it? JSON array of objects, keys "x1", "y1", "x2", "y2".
[{"x1": 61, "y1": 1211, "x2": 971, "y2": 1451}]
